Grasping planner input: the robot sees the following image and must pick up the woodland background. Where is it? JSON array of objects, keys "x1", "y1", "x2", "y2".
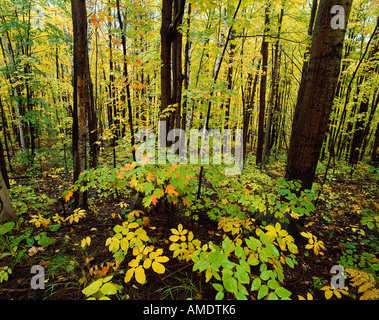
[{"x1": 0, "y1": 0, "x2": 378, "y2": 300}]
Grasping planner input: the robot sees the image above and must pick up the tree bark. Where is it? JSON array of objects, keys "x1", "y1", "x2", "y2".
[
  {"x1": 71, "y1": 0, "x2": 91, "y2": 209},
  {"x1": 285, "y1": 0, "x2": 353, "y2": 191},
  {"x1": 160, "y1": 0, "x2": 186, "y2": 135},
  {"x1": 256, "y1": 4, "x2": 270, "y2": 167},
  {"x1": 0, "y1": 169, "x2": 15, "y2": 223}
]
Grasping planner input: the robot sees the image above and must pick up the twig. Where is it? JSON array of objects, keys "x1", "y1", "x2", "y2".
[{"x1": 161, "y1": 262, "x2": 194, "y2": 281}]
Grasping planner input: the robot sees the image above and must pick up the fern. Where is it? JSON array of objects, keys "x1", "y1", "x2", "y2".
[{"x1": 347, "y1": 268, "x2": 379, "y2": 300}]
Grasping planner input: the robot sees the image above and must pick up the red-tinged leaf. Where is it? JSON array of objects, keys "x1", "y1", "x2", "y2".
[
  {"x1": 147, "y1": 173, "x2": 155, "y2": 182},
  {"x1": 166, "y1": 185, "x2": 179, "y2": 198},
  {"x1": 64, "y1": 189, "x2": 74, "y2": 203},
  {"x1": 169, "y1": 164, "x2": 178, "y2": 171},
  {"x1": 151, "y1": 195, "x2": 158, "y2": 206}
]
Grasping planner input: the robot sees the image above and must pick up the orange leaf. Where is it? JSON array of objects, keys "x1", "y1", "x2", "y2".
[
  {"x1": 147, "y1": 173, "x2": 155, "y2": 181},
  {"x1": 64, "y1": 189, "x2": 74, "y2": 203},
  {"x1": 151, "y1": 194, "x2": 158, "y2": 206},
  {"x1": 166, "y1": 185, "x2": 179, "y2": 198}
]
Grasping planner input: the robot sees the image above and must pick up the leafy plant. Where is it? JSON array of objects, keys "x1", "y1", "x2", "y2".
[
  {"x1": 105, "y1": 219, "x2": 169, "y2": 285},
  {"x1": 346, "y1": 268, "x2": 379, "y2": 300},
  {"x1": 320, "y1": 285, "x2": 349, "y2": 300},
  {"x1": 180, "y1": 221, "x2": 299, "y2": 300},
  {"x1": 0, "y1": 266, "x2": 12, "y2": 283},
  {"x1": 301, "y1": 231, "x2": 325, "y2": 256},
  {"x1": 82, "y1": 275, "x2": 123, "y2": 300},
  {"x1": 169, "y1": 224, "x2": 201, "y2": 262}
]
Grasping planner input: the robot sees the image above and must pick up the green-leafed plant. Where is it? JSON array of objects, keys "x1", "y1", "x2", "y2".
[
  {"x1": 82, "y1": 275, "x2": 123, "y2": 300},
  {"x1": 169, "y1": 221, "x2": 298, "y2": 300}
]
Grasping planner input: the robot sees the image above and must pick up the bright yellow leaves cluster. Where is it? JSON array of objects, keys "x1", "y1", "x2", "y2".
[
  {"x1": 124, "y1": 245, "x2": 169, "y2": 284},
  {"x1": 105, "y1": 220, "x2": 169, "y2": 285},
  {"x1": 169, "y1": 224, "x2": 201, "y2": 262},
  {"x1": 321, "y1": 285, "x2": 349, "y2": 299},
  {"x1": 29, "y1": 208, "x2": 86, "y2": 228},
  {"x1": 301, "y1": 231, "x2": 325, "y2": 256},
  {"x1": 218, "y1": 217, "x2": 254, "y2": 237}
]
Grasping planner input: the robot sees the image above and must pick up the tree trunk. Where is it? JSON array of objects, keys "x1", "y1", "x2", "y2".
[
  {"x1": 0, "y1": 169, "x2": 15, "y2": 223},
  {"x1": 116, "y1": 0, "x2": 136, "y2": 161},
  {"x1": 71, "y1": 0, "x2": 90, "y2": 209},
  {"x1": 160, "y1": 0, "x2": 186, "y2": 135},
  {"x1": 285, "y1": 0, "x2": 353, "y2": 191},
  {"x1": 256, "y1": 4, "x2": 270, "y2": 167}
]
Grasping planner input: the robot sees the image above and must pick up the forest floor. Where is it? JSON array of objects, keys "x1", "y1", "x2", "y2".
[{"x1": 0, "y1": 154, "x2": 378, "y2": 301}]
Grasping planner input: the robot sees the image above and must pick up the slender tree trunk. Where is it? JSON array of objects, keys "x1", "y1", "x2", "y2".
[
  {"x1": 71, "y1": 0, "x2": 90, "y2": 209},
  {"x1": 0, "y1": 169, "x2": 15, "y2": 223},
  {"x1": 116, "y1": 0, "x2": 136, "y2": 161},
  {"x1": 256, "y1": 4, "x2": 270, "y2": 167},
  {"x1": 285, "y1": 0, "x2": 353, "y2": 191},
  {"x1": 160, "y1": 0, "x2": 186, "y2": 136}
]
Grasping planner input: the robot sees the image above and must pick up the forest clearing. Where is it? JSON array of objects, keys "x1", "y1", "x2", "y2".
[{"x1": 0, "y1": 0, "x2": 378, "y2": 302}]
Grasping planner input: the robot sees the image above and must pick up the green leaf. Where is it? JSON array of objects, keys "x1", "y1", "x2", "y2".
[
  {"x1": 260, "y1": 270, "x2": 272, "y2": 281},
  {"x1": 257, "y1": 284, "x2": 269, "y2": 299},
  {"x1": 258, "y1": 248, "x2": 269, "y2": 262},
  {"x1": 100, "y1": 282, "x2": 119, "y2": 295},
  {"x1": 222, "y1": 236, "x2": 235, "y2": 253},
  {"x1": 268, "y1": 292, "x2": 279, "y2": 300},
  {"x1": 275, "y1": 286, "x2": 292, "y2": 299},
  {"x1": 82, "y1": 279, "x2": 102, "y2": 296},
  {"x1": 267, "y1": 279, "x2": 280, "y2": 290},
  {"x1": 49, "y1": 224, "x2": 61, "y2": 232},
  {"x1": 247, "y1": 256, "x2": 260, "y2": 266},
  {"x1": 215, "y1": 291, "x2": 224, "y2": 300},
  {"x1": 235, "y1": 245, "x2": 245, "y2": 258},
  {"x1": 235, "y1": 265, "x2": 250, "y2": 284},
  {"x1": 285, "y1": 256, "x2": 295, "y2": 268},
  {"x1": 222, "y1": 274, "x2": 238, "y2": 294},
  {"x1": 245, "y1": 237, "x2": 262, "y2": 251},
  {"x1": 266, "y1": 243, "x2": 279, "y2": 257},
  {"x1": 212, "y1": 283, "x2": 224, "y2": 292},
  {"x1": 0, "y1": 222, "x2": 15, "y2": 235},
  {"x1": 251, "y1": 278, "x2": 261, "y2": 291},
  {"x1": 38, "y1": 236, "x2": 56, "y2": 247}
]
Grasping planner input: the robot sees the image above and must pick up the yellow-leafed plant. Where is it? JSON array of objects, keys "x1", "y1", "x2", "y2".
[
  {"x1": 301, "y1": 231, "x2": 325, "y2": 256},
  {"x1": 346, "y1": 268, "x2": 379, "y2": 300},
  {"x1": 169, "y1": 224, "x2": 201, "y2": 262},
  {"x1": 105, "y1": 220, "x2": 169, "y2": 285}
]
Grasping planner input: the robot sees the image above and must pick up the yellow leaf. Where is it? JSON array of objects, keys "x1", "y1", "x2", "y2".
[
  {"x1": 169, "y1": 235, "x2": 180, "y2": 242},
  {"x1": 135, "y1": 265, "x2": 146, "y2": 284},
  {"x1": 128, "y1": 222, "x2": 139, "y2": 229},
  {"x1": 156, "y1": 256, "x2": 169, "y2": 263},
  {"x1": 129, "y1": 258, "x2": 139, "y2": 268},
  {"x1": 120, "y1": 238, "x2": 129, "y2": 252},
  {"x1": 152, "y1": 261, "x2": 165, "y2": 274},
  {"x1": 124, "y1": 268, "x2": 134, "y2": 283},
  {"x1": 298, "y1": 295, "x2": 306, "y2": 300},
  {"x1": 144, "y1": 258, "x2": 152, "y2": 269},
  {"x1": 325, "y1": 290, "x2": 333, "y2": 300},
  {"x1": 307, "y1": 292, "x2": 313, "y2": 300}
]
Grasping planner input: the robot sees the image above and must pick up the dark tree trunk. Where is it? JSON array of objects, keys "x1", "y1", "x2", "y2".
[
  {"x1": 160, "y1": 0, "x2": 186, "y2": 135},
  {"x1": 71, "y1": 0, "x2": 91, "y2": 209},
  {"x1": 256, "y1": 4, "x2": 270, "y2": 167},
  {"x1": 285, "y1": 0, "x2": 353, "y2": 191}
]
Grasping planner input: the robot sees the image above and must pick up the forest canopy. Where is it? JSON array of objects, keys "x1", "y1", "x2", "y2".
[{"x1": 0, "y1": 0, "x2": 378, "y2": 302}]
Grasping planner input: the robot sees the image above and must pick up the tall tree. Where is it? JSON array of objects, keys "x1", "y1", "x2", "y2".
[
  {"x1": 160, "y1": 0, "x2": 186, "y2": 134},
  {"x1": 0, "y1": 169, "x2": 15, "y2": 222},
  {"x1": 71, "y1": 0, "x2": 92, "y2": 209},
  {"x1": 256, "y1": 4, "x2": 270, "y2": 167},
  {"x1": 285, "y1": 0, "x2": 353, "y2": 191}
]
